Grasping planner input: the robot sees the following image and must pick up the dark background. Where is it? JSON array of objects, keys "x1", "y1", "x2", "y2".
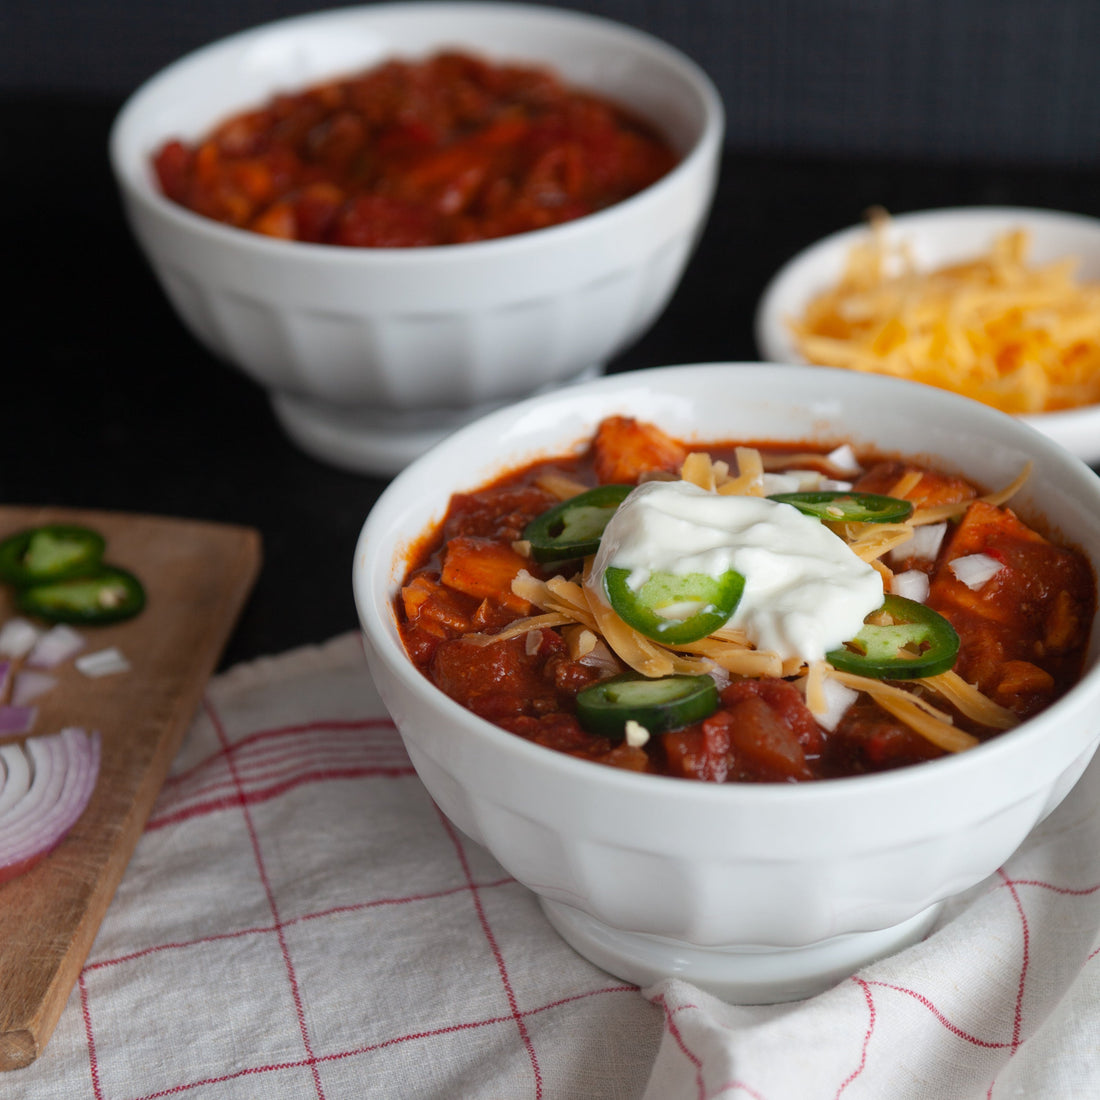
[
  {"x1": 4, "y1": 1, "x2": 1099, "y2": 668},
  {"x1": 7, "y1": 0, "x2": 1100, "y2": 165}
]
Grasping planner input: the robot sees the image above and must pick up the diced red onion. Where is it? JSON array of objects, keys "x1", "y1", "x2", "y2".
[
  {"x1": 75, "y1": 647, "x2": 131, "y2": 678},
  {"x1": 890, "y1": 569, "x2": 931, "y2": 603},
  {"x1": 11, "y1": 670, "x2": 58, "y2": 706},
  {"x1": 0, "y1": 618, "x2": 42, "y2": 659},
  {"x1": 0, "y1": 728, "x2": 101, "y2": 884},
  {"x1": 26, "y1": 624, "x2": 85, "y2": 669},
  {"x1": 949, "y1": 553, "x2": 1004, "y2": 590},
  {"x1": 0, "y1": 705, "x2": 37, "y2": 736}
]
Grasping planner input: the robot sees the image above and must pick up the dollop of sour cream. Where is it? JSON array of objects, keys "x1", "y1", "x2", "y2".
[{"x1": 592, "y1": 480, "x2": 884, "y2": 662}]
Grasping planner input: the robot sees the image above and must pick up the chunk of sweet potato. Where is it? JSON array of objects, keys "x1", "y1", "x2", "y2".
[
  {"x1": 592, "y1": 416, "x2": 687, "y2": 484},
  {"x1": 441, "y1": 536, "x2": 532, "y2": 614}
]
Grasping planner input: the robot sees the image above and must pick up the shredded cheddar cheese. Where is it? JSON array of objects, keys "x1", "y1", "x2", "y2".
[{"x1": 789, "y1": 212, "x2": 1100, "y2": 414}]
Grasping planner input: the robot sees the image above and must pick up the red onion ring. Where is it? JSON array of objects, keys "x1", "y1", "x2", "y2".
[{"x1": 0, "y1": 728, "x2": 101, "y2": 884}]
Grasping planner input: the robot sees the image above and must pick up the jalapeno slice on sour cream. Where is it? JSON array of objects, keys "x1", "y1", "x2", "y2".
[
  {"x1": 522, "y1": 484, "x2": 633, "y2": 563},
  {"x1": 767, "y1": 491, "x2": 914, "y2": 524},
  {"x1": 604, "y1": 565, "x2": 745, "y2": 645},
  {"x1": 576, "y1": 672, "x2": 719, "y2": 738},
  {"x1": 826, "y1": 594, "x2": 959, "y2": 679}
]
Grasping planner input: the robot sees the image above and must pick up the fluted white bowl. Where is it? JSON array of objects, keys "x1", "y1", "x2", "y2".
[
  {"x1": 109, "y1": 2, "x2": 723, "y2": 474},
  {"x1": 353, "y1": 362, "x2": 1100, "y2": 1003}
]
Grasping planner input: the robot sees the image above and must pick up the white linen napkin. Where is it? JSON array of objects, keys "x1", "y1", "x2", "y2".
[{"x1": 12, "y1": 632, "x2": 1100, "y2": 1098}]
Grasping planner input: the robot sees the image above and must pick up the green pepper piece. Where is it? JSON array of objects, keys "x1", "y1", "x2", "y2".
[
  {"x1": 767, "y1": 491, "x2": 914, "y2": 524},
  {"x1": 826, "y1": 594, "x2": 959, "y2": 680},
  {"x1": 17, "y1": 565, "x2": 146, "y2": 625},
  {"x1": 0, "y1": 524, "x2": 106, "y2": 586},
  {"x1": 523, "y1": 484, "x2": 633, "y2": 563},
  {"x1": 604, "y1": 565, "x2": 745, "y2": 645},
  {"x1": 576, "y1": 671, "x2": 719, "y2": 738}
]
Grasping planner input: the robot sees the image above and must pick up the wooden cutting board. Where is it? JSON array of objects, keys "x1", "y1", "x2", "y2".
[{"x1": 0, "y1": 506, "x2": 262, "y2": 1070}]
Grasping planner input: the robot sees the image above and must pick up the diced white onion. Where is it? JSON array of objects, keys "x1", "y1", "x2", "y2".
[
  {"x1": 624, "y1": 720, "x2": 650, "y2": 748},
  {"x1": 949, "y1": 553, "x2": 1004, "y2": 590},
  {"x1": 809, "y1": 677, "x2": 859, "y2": 732},
  {"x1": 890, "y1": 569, "x2": 930, "y2": 603},
  {"x1": 760, "y1": 471, "x2": 854, "y2": 495},
  {"x1": 826, "y1": 444, "x2": 862, "y2": 474},
  {"x1": 892, "y1": 522, "x2": 947, "y2": 564}
]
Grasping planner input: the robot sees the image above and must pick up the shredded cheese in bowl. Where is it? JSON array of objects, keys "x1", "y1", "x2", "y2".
[{"x1": 788, "y1": 211, "x2": 1100, "y2": 414}]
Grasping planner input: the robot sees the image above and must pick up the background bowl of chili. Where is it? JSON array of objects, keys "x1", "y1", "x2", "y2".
[
  {"x1": 353, "y1": 361, "x2": 1100, "y2": 1003},
  {"x1": 108, "y1": 2, "x2": 723, "y2": 475}
]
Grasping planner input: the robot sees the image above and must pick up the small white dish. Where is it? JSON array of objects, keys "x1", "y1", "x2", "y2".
[{"x1": 754, "y1": 207, "x2": 1100, "y2": 466}]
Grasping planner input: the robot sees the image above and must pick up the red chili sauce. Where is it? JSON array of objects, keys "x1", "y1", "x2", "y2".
[
  {"x1": 397, "y1": 417, "x2": 1096, "y2": 783},
  {"x1": 152, "y1": 51, "x2": 678, "y2": 247}
]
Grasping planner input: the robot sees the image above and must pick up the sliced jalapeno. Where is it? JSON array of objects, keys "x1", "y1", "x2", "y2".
[
  {"x1": 523, "y1": 484, "x2": 633, "y2": 563},
  {"x1": 576, "y1": 671, "x2": 719, "y2": 738},
  {"x1": 826, "y1": 594, "x2": 959, "y2": 680},
  {"x1": 767, "y1": 491, "x2": 913, "y2": 524},
  {"x1": 0, "y1": 524, "x2": 106, "y2": 585},
  {"x1": 604, "y1": 565, "x2": 745, "y2": 645},
  {"x1": 17, "y1": 566, "x2": 146, "y2": 625}
]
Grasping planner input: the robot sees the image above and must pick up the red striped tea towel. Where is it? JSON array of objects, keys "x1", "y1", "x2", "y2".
[{"x1": 13, "y1": 632, "x2": 1100, "y2": 1098}]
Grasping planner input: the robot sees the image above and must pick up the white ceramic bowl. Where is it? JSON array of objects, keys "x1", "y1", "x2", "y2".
[
  {"x1": 354, "y1": 362, "x2": 1100, "y2": 1003},
  {"x1": 109, "y1": 3, "x2": 723, "y2": 475},
  {"x1": 755, "y1": 207, "x2": 1100, "y2": 467}
]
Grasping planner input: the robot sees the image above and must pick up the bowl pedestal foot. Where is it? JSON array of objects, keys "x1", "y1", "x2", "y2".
[
  {"x1": 539, "y1": 896, "x2": 944, "y2": 1004},
  {"x1": 270, "y1": 364, "x2": 603, "y2": 475}
]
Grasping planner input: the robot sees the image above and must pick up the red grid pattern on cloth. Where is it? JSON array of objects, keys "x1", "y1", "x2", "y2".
[
  {"x1": 16, "y1": 636, "x2": 661, "y2": 1100},
  {"x1": 12, "y1": 633, "x2": 1100, "y2": 1099}
]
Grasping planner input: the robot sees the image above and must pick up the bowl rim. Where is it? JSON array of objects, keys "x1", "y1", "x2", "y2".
[
  {"x1": 107, "y1": 0, "x2": 725, "y2": 265},
  {"x1": 753, "y1": 204, "x2": 1100, "y2": 427},
  {"x1": 353, "y1": 360, "x2": 1100, "y2": 808}
]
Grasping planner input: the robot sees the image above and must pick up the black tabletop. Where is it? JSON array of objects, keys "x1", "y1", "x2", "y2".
[{"x1": 6, "y1": 96, "x2": 1099, "y2": 669}]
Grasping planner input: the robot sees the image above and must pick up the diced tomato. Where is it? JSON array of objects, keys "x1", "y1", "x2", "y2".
[{"x1": 928, "y1": 500, "x2": 1094, "y2": 714}]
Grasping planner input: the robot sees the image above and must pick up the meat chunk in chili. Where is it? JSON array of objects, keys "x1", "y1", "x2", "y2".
[{"x1": 927, "y1": 500, "x2": 1093, "y2": 716}]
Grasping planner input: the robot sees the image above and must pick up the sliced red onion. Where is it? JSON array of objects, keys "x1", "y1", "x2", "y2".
[
  {"x1": 0, "y1": 617, "x2": 42, "y2": 659},
  {"x1": 0, "y1": 705, "x2": 37, "y2": 736},
  {"x1": 890, "y1": 569, "x2": 931, "y2": 604},
  {"x1": 75, "y1": 647, "x2": 131, "y2": 678},
  {"x1": 949, "y1": 553, "x2": 1004, "y2": 591},
  {"x1": 0, "y1": 728, "x2": 100, "y2": 884},
  {"x1": 26, "y1": 624, "x2": 86, "y2": 669},
  {"x1": 0, "y1": 659, "x2": 9, "y2": 701},
  {"x1": 11, "y1": 670, "x2": 58, "y2": 706}
]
